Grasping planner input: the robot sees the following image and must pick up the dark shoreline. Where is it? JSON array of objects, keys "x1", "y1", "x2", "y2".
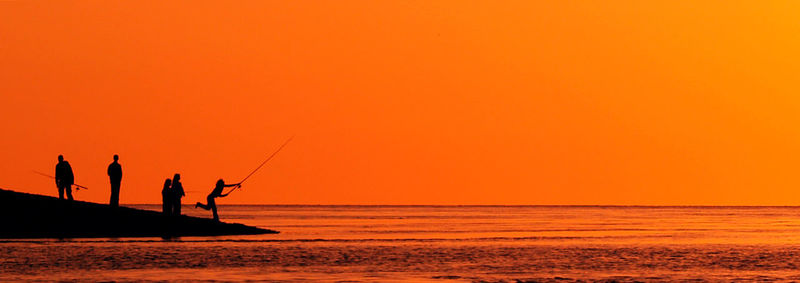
[{"x1": 0, "y1": 189, "x2": 278, "y2": 239}]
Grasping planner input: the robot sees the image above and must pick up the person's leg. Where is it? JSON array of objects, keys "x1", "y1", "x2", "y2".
[
  {"x1": 110, "y1": 182, "x2": 120, "y2": 207},
  {"x1": 66, "y1": 186, "x2": 73, "y2": 200},
  {"x1": 210, "y1": 198, "x2": 218, "y2": 221},
  {"x1": 196, "y1": 202, "x2": 210, "y2": 210},
  {"x1": 174, "y1": 199, "x2": 181, "y2": 215},
  {"x1": 58, "y1": 185, "x2": 64, "y2": 199}
]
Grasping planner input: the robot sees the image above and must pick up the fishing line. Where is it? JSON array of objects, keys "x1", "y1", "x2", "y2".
[
  {"x1": 33, "y1": 170, "x2": 89, "y2": 190},
  {"x1": 225, "y1": 136, "x2": 294, "y2": 195}
]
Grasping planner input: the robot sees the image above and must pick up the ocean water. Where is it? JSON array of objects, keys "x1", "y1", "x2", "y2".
[{"x1": 4, "y1": 205, "x2": 800, "y2": 282}]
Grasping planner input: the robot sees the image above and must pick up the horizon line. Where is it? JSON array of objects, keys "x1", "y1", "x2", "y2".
[{"x1": 121, "y1": 203, "x2": 800, "y2": 207}]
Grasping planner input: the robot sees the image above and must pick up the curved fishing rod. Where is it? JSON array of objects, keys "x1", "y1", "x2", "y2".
[
  {"x1": 33, "y1": 170, "x2": 89, "y2": 190},
  {"x1": 225, "y1": 136, "x2": 294, "y2": 195}
]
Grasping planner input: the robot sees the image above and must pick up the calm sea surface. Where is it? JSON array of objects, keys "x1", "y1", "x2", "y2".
[{"x1": 4, "y1": 205, "x2": 800, "y2": 282}]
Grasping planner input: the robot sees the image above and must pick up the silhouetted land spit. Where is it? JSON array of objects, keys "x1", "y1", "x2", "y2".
[{"x1": 0, "y1": 189, "x2": 277, "y2": 238}]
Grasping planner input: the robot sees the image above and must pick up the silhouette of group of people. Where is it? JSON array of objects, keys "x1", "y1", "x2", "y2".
[
  {"x1": 55, "y1": 154, "x2": 240, "y2": 221},
  {"x1": 55, "y1": 155, "x2": 123, "y2": 206},
  {"x1": 161, "y1": 175, "x2": 240, "y2": 221},
  {"x1": 161, "y1": 174, "x2": 185, "y2": 216}
]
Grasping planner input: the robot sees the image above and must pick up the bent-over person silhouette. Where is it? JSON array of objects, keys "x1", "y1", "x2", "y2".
[{"x1": 196, "y1": 179, "x2": 240, "y2": 221}]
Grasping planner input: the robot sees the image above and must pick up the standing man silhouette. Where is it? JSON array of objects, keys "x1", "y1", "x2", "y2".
[
  {"x1": 171, "y1": 173, "x2": 185, "y2": 215},
  {"x1": 107, "y1": 154, "x2": 123, "y2": 207},
  {"x1": 55, "y1": 155, "x2": 74, "y2": 200}
]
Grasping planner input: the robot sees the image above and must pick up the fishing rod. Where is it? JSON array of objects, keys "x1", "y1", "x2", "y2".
[
  {"x1": 33, "y1": 171, "x2": 89, "y2": 190},
  {"x1": 225, "y1": 136, "x2": 294, "y2": 195}
]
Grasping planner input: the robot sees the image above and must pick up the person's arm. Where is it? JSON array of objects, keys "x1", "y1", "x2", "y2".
[
  {"x1": 220, "y1": 183, "x2": 240, "y2": 197},
  {"x1": 66, "y1": 164, "x2": 74, "y2": 184}
]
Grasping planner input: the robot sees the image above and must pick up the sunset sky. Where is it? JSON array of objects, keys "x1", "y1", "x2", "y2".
[{"x1": 2, "y1": 1, "x2": 800, "y2": 205}]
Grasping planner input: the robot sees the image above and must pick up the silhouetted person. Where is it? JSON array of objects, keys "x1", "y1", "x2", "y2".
[
  {"x1": 195, "y1": 179, "x2": 240, "y2": 221},
  {"x1": 161, "y1": 178, "x2": 172, "y2": 215},
  {"x1": 171, "y1": 174, "x2": 185, "y2": 215},
  {"x1": 107, "y1": 154, "x2": 123, "y2": 207},
  {"x1": 55, "y1": 155, "x2": 74, "y2": 200}
]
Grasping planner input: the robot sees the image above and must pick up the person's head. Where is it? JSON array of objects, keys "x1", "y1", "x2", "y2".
[
  {"x1": 216, "y1": 179, "x2": 224, "y2": 187},
  {"x1": 58, "y1": 155, "x2": 63, "y2": 162},
  {"x1": 163, "y1": 178, "x2": 172, "y2": 189},
  {"x1": 113, "y1": 154, "x2": 119, "y2": 162},
  {"x1": 173, "y1": 173, "x2": 180, "y2": 181}
]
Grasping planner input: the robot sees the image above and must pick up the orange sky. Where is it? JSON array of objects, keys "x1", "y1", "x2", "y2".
[{"x1": 2, "y1": 1, "x2": 800, "y2": 205}]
